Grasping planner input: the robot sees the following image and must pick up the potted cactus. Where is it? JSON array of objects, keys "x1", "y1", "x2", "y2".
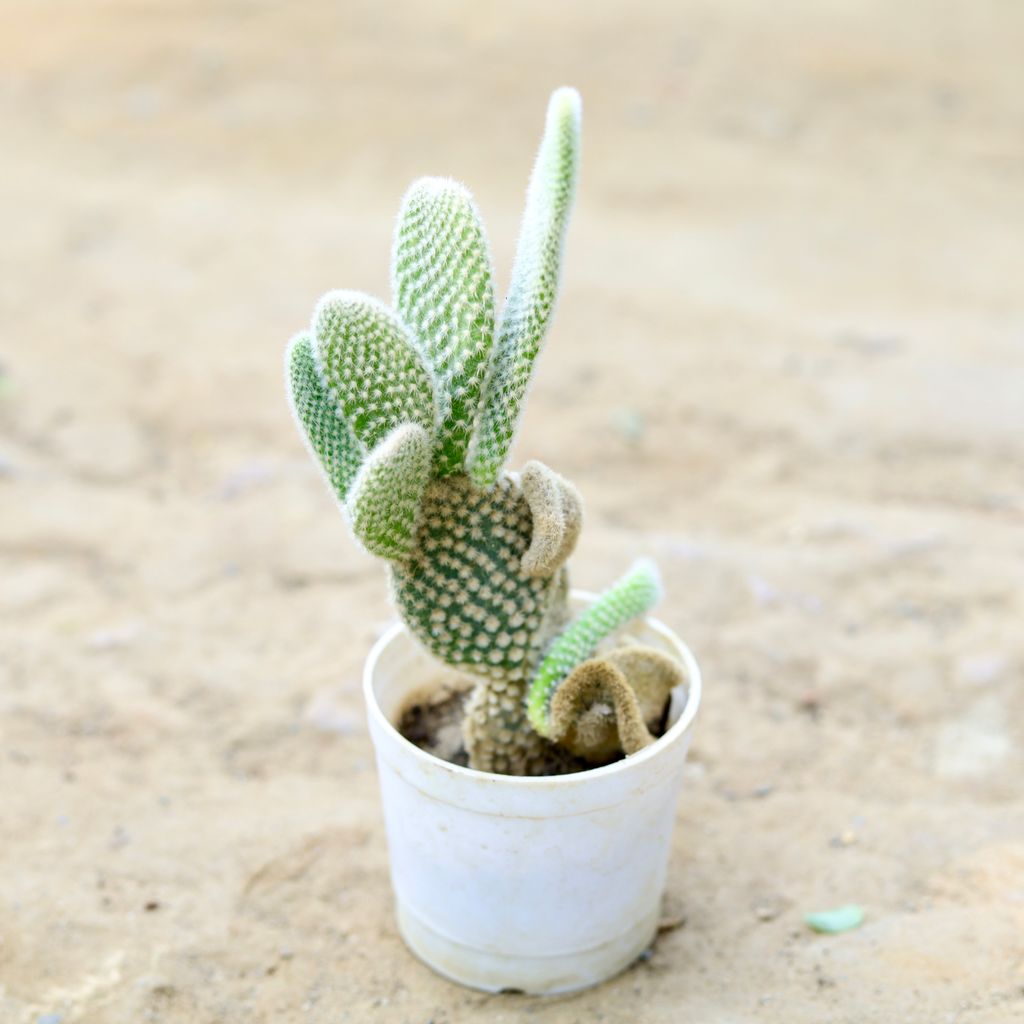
[{"x1": 285, "y1": 88, "x2": 702, "y2": 994}]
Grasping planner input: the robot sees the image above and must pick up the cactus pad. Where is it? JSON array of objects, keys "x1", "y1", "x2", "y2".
[
  {"x1": 286, "y1": 332, "x2": 365, "y2": 503},
  {"x1": 393, "y1": 178, "x2": 495, "y2": 477},
  {"x1": 469, "y1": 87, "x2": 581, "y2": 487},
  {"x1": 519, "y1": 460, "x2": 583, "y2": 578},
  {"x1": 314, "y1": 290, "x2": 436, "y2": 450},
  {"x1": 549, "y1": 646, "x2": 685, "y2": 762},
  {"x1": 390, "y1": 473, "x2": 566, "y2": 682},
  {"x1": 347, "y1": 423, "x2": 432, "y2": 562}
]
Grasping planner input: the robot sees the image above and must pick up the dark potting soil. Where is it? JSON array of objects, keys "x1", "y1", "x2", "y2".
[
  {"x1": 397, "y1": 683, "x2": 471, "y2": 767},
  {"x1": 397, "y1": 677, "x2": 672, "y2": 777}
]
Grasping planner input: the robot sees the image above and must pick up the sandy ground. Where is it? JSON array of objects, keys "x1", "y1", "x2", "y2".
[{"x1": 2, "y1": 2, "x2": 1023, "y2": 1021}]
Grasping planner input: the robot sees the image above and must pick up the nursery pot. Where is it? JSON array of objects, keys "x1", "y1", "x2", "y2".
[{"x1": 363, "y1": 592, "x2": 702, "y2": 995}]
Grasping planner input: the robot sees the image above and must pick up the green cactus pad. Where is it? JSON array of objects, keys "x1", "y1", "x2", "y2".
[
  {"x1": 285, "y1": 332, "x2": 365, "y2": 502},
  {"x1": 313, "y1": 290, "x2": 437, "y2": 450},
  {"x1": 527, "y1": 559, "x2": 662, "y2": 736},
  {"x1": 469, "y1": 87, "x2": 581, "y2": 486},
  {"x1": 347, "y1": 423, "x2": 432, "y2": 562},
  {"x1": 390, "y1": 473, "x2": 566, "y2": 682},
  {"x1": 393, "y1": 178, "x2": 495, "y2": 477}
]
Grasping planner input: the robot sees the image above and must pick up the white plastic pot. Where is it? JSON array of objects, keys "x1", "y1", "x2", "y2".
[{"x1": 363, "y1": 593, "x2": 702, "y2": 995}]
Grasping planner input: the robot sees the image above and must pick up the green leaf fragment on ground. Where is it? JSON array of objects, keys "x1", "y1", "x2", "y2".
[{"x1": 804, "y1": 904, "x2": 864, "y2": 934}]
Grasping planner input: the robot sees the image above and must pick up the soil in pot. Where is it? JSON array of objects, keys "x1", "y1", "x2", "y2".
[
  {"x1": 396, "y1": 677, "x2": 473, "y2": 767},
  {"x1": 396, "y1": 656, "x2": 674, "y2": 777}
]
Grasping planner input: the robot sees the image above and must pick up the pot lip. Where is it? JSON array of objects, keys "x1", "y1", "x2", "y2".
[{"x1": 362, "y1": 589, "x2": 702, "y2": 787}]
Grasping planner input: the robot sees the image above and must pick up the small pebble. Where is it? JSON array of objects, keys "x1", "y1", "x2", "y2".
[
  {"x1": 956, "y1": 654, "x2": 1006, "y2": 687},
  {"x1": 86, "y1": 623, "x2": 142, "y2": 651},
  {"x1": 804, "y1": 904, "x2": 864, "y2": 934},
  {"x1": 797, "y1": 690, "x2": 821, "y2": 716},
  {"x1": 613, "y1": 408, "x2": 646, "y2": 445},
  {"x1": 748, "y1": 575, "x2": 782, "y2": 607}
]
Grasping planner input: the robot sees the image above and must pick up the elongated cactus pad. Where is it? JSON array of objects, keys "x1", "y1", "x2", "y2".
[
  {"x1": 347, "y1": 424, "x2": 432, "y2": 562},
  {"x1": 393, "y1": 178, "x2": 495, "y2": 477},
  {"x1": 469, "y1": 88, "x2": 581, "y2": 486},
  {"x1": 527, "y1": 559, "x2": 663, "y2": 737},
  {"x1": 286, "y1": 332, "x2": 364, "y2": 502},
  {"x1": 314, "y1": 290, "x2": 436, "y2": 450}
]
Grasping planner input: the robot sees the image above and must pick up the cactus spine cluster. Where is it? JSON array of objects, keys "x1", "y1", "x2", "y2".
[{"x1": 286, "y1": 88, "x2": 680, "y2": 775}]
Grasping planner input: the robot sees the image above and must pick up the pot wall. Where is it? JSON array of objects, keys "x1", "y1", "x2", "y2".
[{"x1": 363, "y1": 595, "x2": 701, "y2": 995}]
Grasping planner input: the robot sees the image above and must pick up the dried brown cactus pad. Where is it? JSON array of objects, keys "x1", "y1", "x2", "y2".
[{"x1": 548, "y1": 645, "x2": 685, "y2": 763}]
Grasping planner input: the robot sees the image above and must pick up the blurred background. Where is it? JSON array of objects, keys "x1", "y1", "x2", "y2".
[{"x1": 1, "y1": 2, "x2": 1022, "y2": 1021}]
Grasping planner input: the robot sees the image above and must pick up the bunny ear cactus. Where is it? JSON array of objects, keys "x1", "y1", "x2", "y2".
[{"x1": 286, "y1": 88, "x2": 680, "y2": 775}]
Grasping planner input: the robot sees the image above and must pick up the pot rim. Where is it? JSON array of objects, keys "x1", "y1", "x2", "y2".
[{"x1": 362, "y1": 588, "x2": 702, "y2": 787}]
